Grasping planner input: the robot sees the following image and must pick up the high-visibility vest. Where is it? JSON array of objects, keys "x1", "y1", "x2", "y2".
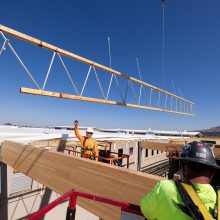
[
  {"x1": 175, "y1": 180, "x2": 220, "y2": 220},
  {"x1": 81, "y1": 138, "x2": 95, "y2": 160}
]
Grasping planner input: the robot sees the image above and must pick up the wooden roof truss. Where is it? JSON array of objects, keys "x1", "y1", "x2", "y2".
[{"x1": 0, "y1": 25, "x2": 194, "y2": 116}]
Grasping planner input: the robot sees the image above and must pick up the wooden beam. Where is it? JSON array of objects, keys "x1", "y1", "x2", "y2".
[
  {"x1": 141, "y1": 141, "x2": 183, "y2": 151},
  {"x1": 0, "y1": 24, "x2": 193, "y2": 104},
  {"x1": 171, "y1": 137, "x2": 220, "y2": 145},
  {"x1": 20, "y1": 87, "x2": 194, "y2": 116},
  {"x1": 141, "y1": 140, "x2": 220, "y2": 158},
  {"x1": 214, "y1": 149, "x2": 220, "y2": 158},
  {"x1": 1, "y1": 141, "x2": 162, "y2": 220}
]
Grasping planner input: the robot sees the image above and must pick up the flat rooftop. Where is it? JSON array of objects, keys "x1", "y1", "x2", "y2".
[{"x1": 0, "y1": 125, "x2": 198, "y2": 144}]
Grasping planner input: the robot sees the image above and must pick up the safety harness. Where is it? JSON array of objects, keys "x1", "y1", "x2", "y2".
[
  {"x1": 175, "y1": 180, "x2": 220, "y2": 220},
  {"x1": 81, "y1": 138, "x2": 95, "y2": 160}
]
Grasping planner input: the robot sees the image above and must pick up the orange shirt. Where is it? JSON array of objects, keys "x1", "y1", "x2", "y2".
[{"x1": 74, "y1": 127, "x2": 98, "y2": 161}]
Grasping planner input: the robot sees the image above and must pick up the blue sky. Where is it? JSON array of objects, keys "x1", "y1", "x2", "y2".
[{"x1": 0, "y1": 0, "x2": 219, "y2": 130}]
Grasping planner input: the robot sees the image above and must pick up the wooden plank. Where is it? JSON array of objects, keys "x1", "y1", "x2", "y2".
[
  {"x1": 171, "y1": 137, "x2": 220, "y2": 145},
  {"x1": 0, "y1": 24, "x2": 193, "y2": 104},
  {"x1": 214, "y1": 147, "x2": 220, "y2": 158},
  {"x1": 141, "y1": 141, "x2": 183, "y2": 151},
  {"x1": 170, "y1": 138, "x2": 220, "y2": 157},
  {"x1": 20, "y1": 87, "x2": 193, "y2": 116},
  {"x1": 1, "y1": 141, "x2": 162, "y2": 220},
  {"x1": 141, "y1": 140, "x2": 220, "y2": 159},
  {"x1": 30, "y1": 139, "x2": 72, "y2": 148}
]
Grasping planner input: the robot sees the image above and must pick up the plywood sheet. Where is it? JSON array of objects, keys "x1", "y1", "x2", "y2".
[{"x1": 1, "y1": 141, "x2": 162, "y2": 220}]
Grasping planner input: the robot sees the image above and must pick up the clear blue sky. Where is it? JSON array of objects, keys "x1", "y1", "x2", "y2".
[{"x1": 0, "y1": 0, "x2": 219, "y2": 130}]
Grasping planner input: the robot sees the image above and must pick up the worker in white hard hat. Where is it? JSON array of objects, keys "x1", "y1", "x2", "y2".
[{"x1": 74, "y1": 120, "x2": 98, "y2": 161}]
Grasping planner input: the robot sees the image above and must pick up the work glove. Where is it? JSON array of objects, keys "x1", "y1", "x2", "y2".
[{"x1": 74, "y1": 120, "x2": 79, "y2": 128}]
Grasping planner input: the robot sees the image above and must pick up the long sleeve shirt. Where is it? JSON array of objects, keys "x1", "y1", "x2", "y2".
[{"x1": 74, "y1": 127, "x2": 98, "y2": 161}]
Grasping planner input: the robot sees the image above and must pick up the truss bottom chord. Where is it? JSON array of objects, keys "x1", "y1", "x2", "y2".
[{"x1": 20, "y1": 87, "x2": 194, "y2": 116}]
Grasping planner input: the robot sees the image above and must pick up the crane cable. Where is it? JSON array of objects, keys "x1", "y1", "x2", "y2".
[{"x1": 161, "y1": 0, "x2": 165, "y2": 90}]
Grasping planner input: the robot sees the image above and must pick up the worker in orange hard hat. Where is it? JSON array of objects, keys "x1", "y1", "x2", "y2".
[
  {"x1": 140, "y1": 141, "x2": 220, "y2": 220},
  {"x1": 74, "y1": 120, "x2": 98, "y2": 161}
]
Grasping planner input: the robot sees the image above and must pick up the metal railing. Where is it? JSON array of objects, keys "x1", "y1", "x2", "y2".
[
  {"x1": 60, "y1": 145, "x2": 130, "y2": 168},
  {"x1": 26, "y1": 189, "x2": 144, "y2": 220}
]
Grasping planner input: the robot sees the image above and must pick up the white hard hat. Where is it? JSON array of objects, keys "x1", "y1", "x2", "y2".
[{"x1": 86, "y1": 127, "x2": 94, "y2": 133}]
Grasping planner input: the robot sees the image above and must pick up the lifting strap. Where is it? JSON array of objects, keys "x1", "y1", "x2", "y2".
[
  {"x1": 82, "y1": 137, "x2": 94, "y2": 148},
  {"x1": 216, "y1": 187, "x2": 220, "y2": 220},
  {"x1": 175, "y1": 180, "x2": 215, "y2": 220}
]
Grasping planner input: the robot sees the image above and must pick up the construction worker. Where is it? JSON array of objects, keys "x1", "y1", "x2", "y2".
[
  {"x1": 74, "y1": 120, "x2": 98, "y2": 161},
  {"x1": 140, "y1": 141, "x2": 220, "y2": 220}
]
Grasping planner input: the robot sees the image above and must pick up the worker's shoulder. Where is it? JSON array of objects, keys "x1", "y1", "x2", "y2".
[{"x1": 156, "y1": 179, "x2": 176, "y2": 191}]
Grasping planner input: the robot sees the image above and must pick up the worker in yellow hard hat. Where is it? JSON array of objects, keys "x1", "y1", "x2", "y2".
[
  {"x1": 140, "y1": 141, "x2": 220, "y2": 220},
  {"x1": 74, "y1": 120, "x2": 99, "y2": 161}
]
